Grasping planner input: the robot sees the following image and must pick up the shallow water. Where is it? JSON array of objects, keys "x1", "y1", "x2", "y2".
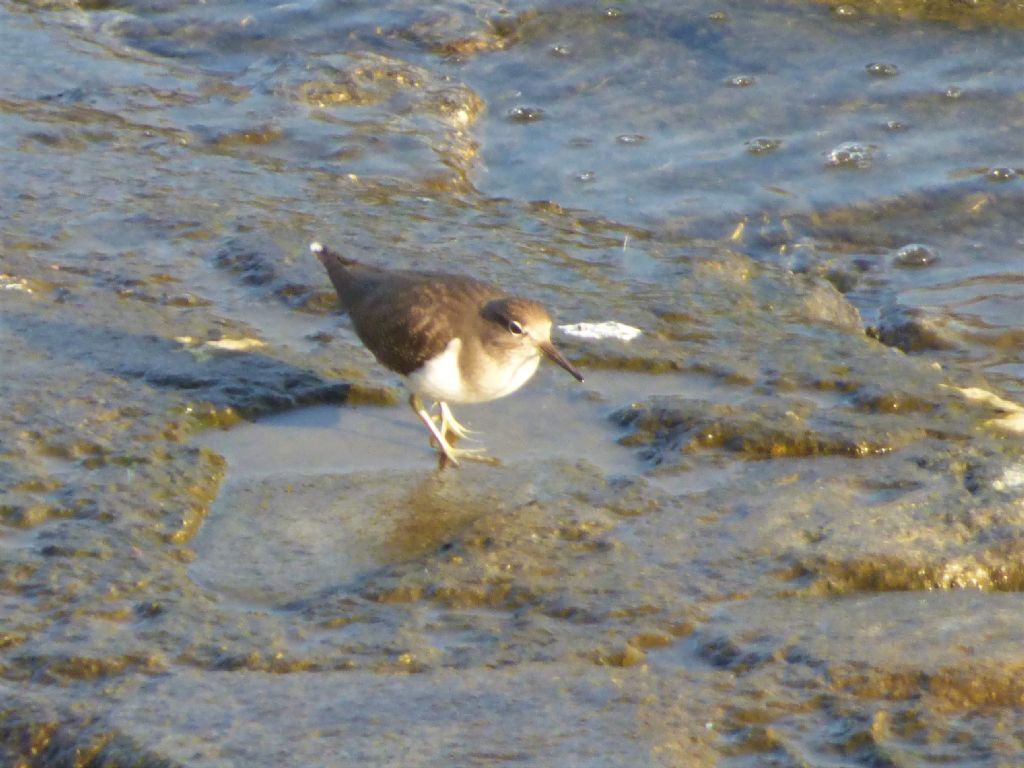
[{"x1": 3, "y1": 0, "x2": 1024, "y2": 765}]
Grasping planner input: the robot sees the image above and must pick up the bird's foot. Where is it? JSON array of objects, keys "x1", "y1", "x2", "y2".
[
  {"x1": 433, "y1": 401, "x2": 477, "y2": 441},
  {"x1": 412, "y1": 393, "x2": 497, "y2": 470},
  {"x1": 437, "y1": 445, "x2": 501, "y2": 470}
]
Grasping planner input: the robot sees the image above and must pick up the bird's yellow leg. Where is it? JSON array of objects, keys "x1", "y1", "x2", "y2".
[
  {"x1": 408, "y1": 394, "x2": 497, "y2": 468},
  {"x1": 438, "y1": 401, "x2": 476, "y2": 440}
]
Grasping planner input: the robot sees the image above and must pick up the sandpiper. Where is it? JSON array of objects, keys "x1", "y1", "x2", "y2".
[{"x1": 311, "y1": 242, "x2": 583, "y2": 467}]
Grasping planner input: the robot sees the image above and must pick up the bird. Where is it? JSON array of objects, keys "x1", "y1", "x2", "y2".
[{"x1": 311, "y1": 241, "x2": 584, "y2": 468}]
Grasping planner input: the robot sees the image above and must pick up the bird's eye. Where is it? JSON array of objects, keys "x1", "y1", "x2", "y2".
[{"x1": 508, "y1": 320, "x2": 524, "y2": 335}]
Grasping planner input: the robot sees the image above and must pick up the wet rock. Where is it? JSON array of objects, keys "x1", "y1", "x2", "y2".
[
  {"x1": 825, "y1": 0, "x2": 1024, "y2": 28},
  {"x1": 792, "y1": 276, "x2": 863, "y2": 328},
  {"x1": 208, "y1": 124, "x2": 284, "y2": 149},
  {"x1": 0, "y1": 689, "x2": 174, "y2": 768},
  {"x1": 629, "y1": 630, "x2": 677, "y2": 649},
  {"x1": 612, "y1": 396, "x2": 912, "y2": 464},
  {"x1": 598, "y1": 641, "x2": 646, "y2": 667},
  {"x1": 4, "y1": 4, "x2": 1024, "y2": 761},
  {"x1": 848, "y1": 384, "x2": 938, "y2": 414},
  {"x1": 722, "y1": 595, "x2": 1024, "y2": 701},
  {"x1": 393, "y1": 6, "x2": 531, "y2": 57},
  {"x1": 870, "y1": 301, "x2": 959, "y2": 352},
  {"x1": 0, "y1": 502, "x2": 66, "y2": 529},
  {"x1": 213, "y1": 238, "x2": 279, "y2": 287},
  {"x1": 90, "y1": 666, "x2": 718, "y2": 766},
  {"x1": 697, "y1": 634, "x2": 772, "y2": 673}
]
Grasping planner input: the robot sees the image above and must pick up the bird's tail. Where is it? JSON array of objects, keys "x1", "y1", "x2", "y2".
[
  {"x1": 310, "y1": 241, "x2": 369, "y2": 308},
  {"x1": 309, "y1": 241, "x2": 358, "y2": 269}
]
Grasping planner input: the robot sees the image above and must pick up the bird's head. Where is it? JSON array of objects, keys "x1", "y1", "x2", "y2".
[{"x1": 481, "y1": 297, "x2": 584, "y2": 382}]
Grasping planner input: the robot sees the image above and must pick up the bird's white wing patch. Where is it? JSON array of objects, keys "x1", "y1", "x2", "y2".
[{"x1": 404, "y1": 338, "x2": 467, "y2": 402}]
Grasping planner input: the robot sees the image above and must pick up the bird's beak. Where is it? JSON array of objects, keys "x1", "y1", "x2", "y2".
[{"x1": 539, "y1": 340, "x2": 584, "y2": 382}]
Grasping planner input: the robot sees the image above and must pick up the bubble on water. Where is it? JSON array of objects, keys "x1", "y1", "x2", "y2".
[
  {"x1": 574, "y1": 170, "x2": 596, "y2": 183},
  {"x1": 507, "y1": 106, "x2": 545, "y2": 123},
  {"x1": 986, "y1": 167, "x2": 1017, "y2": 182},
  {"x1": 616, "y1": 134, "x2": 647, "y2": 145},
  {"x1": 893, "y1": 244, "x2": 939, "y2": 268},
  {"x1": 603, "y1": 6, "x2": 623, "y2": 19},
  {"x1": 944, "y1": 86, "x2": 963, "y2": 99},
  {"x1": 884, "y1": 120, "x2": 908, "y2": 132},
  {"x1": 826, "y1": 142, "x2": 874, "y2": 169},
  {"x1": 726, "y1": 75, "x2": 756, "y2": 88},
  {"x1": 866, "y1": 62, "x2": 899, "y2": 78},
  {"x1": 745, "y1": 137, "x2": 782, "y2": 155},
  {"x1": 549, "y1": 45, "x2": 571, "y2": 57},
  {"x1": 833, "y1": 4, "x2": 859, "y2": 18}
]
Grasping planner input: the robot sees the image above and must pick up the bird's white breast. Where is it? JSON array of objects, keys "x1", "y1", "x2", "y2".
[{"x1": 403, "y1": 337, "x2": 541, "y2": 404}]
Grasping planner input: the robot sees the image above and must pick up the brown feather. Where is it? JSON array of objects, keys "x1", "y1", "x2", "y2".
[{"x1": 315, "y1": 245, "x2": 507, "y2": 375}]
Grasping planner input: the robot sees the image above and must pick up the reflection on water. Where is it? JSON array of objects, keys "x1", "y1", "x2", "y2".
[{"x1": 3, "y1": 0, "x2": 1024, "y2": 764}]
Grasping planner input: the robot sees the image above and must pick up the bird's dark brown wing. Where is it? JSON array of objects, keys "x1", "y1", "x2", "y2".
[{"x1": 345, "y1": 274, "x2": 504, "y2": 375}]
